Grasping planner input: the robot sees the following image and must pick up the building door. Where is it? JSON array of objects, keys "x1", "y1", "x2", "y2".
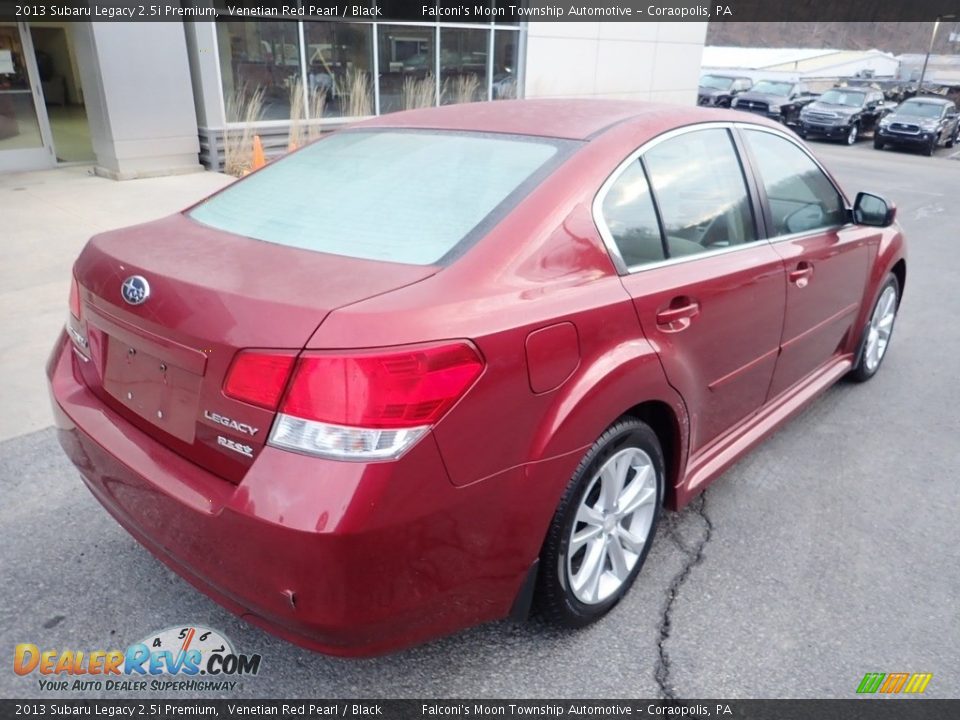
[
  {"x1": 30, "y1": 22, "x2": 94, "y2": 163},
  {"x1": 0, "y1": 21, "x2": 55, "y2": 172}
]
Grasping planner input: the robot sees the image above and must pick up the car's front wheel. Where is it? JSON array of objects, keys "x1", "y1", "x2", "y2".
[
  {"x1": 924, "y1": 136, "x2": 937, "y2": 156},
  {"x1": 873, "y1": 136, "x2": 884, "y2": 150},
  {"x1": 536, "y1": 418, "x2": 663, "y2": 627},
  {"x1": 850, "y1": 274, "x2": 900, "y2": 383},
  {"x1": 846, "y1": 123, "x2": 859, "y2": 145}
]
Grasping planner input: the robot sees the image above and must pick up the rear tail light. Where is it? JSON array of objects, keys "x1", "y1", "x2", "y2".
[
  {"x1": 224, "y1": 351, "x2": 297, "y2": 410},
  {"x1": 66, "y1": 275, "x2": 89, "y2": 356},
  {"x1": 269, "y1": 342, "x2": 484, "y2": 461},
  {"x1": 69, "y1": 275, "x2": 81, "y2": 319}
]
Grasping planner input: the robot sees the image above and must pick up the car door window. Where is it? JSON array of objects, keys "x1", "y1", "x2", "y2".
[
  {"x1": 642, "y1": 128, "x2": 757, "y2": 258},
  {"x1": 599, "y1": 159, "x2": 666, "y2": 268},
  {"x1": 742, "y1": 130, "x2": 847, "y2": 236}
]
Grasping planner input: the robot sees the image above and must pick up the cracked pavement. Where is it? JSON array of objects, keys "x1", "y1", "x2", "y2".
[{"x1": 2, "y1": 143, "x2": 959, "y2": 699}]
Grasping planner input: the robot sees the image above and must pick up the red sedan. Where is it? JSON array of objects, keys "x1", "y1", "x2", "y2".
[{"x1": 48, "y1": 100, "x2": 906, "y2": 656}]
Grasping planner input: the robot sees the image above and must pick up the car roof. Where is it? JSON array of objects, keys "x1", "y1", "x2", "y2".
[{"x1": 354, "y1": 99, "x2": 712, "y2": 141}]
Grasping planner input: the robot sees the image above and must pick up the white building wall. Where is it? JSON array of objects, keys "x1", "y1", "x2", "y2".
[{"x1": 523, "y1": 22, "x2": 707, "y2": 106}]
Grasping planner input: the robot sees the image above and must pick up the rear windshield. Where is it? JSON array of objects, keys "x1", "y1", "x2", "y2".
[{"x1": 189, "y1": 130, "x2": 564, "y2": 265}]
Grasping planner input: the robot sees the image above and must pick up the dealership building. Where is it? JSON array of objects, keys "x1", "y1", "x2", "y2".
[{"x1": 0, "y1": 17, "x2": 707, "y2": 177}]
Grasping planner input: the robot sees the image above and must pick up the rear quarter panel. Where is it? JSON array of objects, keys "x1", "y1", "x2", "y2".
[{"x1": 307, "y1": 122, "x2": 695, "y2": 493}]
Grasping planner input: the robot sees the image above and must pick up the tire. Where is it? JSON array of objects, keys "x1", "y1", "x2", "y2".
[
  {"x1": 947, "y1": 130, "x2": 956, "y2": 149},
  {"x1": 873, "y1": 137, "x2": 884, "y2": 150},
  {"x1": 924, "y1": 137, "x2": 936, "y2": 156},
  {"x1": 846, "y1": 123, "x2": 859, "y2": 145},
  {"x1": 536, "y1": 418, "x2": 664, "y2": 628},
  {"x1": 849, "y1": 273, "x2": 900, "y2": 383}
]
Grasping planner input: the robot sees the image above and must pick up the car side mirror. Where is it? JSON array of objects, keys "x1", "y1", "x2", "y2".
[
  {"x1": 854, "y1": 192, "x2": 896, "y2": 227},
  {"x1": 947, "y1": 112, "x2": 959, "y2": 120}
]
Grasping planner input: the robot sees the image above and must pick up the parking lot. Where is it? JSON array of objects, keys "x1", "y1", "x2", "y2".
[{"x1": 1, "y1": 140, "x2": 958, "y2": 700}]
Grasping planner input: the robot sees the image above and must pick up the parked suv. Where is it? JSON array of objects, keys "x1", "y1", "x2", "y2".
[
  {"x1": 798, "y1": 88, "x2": 887, "y2": 145},
  {"x1": 697, "y1": 74, "x2": 752, "y2": 107},
  {"x1": 874, "y1": 97, "x2": 960, "y2": 155},
  {"x1": 731, "y1": 79, "x2": 816, "y2": 125}
]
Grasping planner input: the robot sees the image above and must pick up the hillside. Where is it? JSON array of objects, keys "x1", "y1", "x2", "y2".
[{"x1": 706, "y1": 22, "x2": 959, "y2": 55}]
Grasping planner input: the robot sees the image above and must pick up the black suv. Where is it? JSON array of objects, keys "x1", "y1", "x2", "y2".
[
  {"x1": 731, "y1": 79, "x2": 817, "y2": 126},
  {"x1": 874, "y1": 97, "x2": 960, "y2": 155},
  {"x1": 798, "y1": 88, "x2": 887, "y2": 145},
  {"x1": 698, "y1": 74, "x2": 753, "y2": 107}
]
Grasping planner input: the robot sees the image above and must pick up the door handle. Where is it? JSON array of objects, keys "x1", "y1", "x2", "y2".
[
  {"x1": 656, "y1": 298, "x2": 700, "y2": 328},
  {"x1": 789, "y1": 262, "x2": 814, "y2": 287}
]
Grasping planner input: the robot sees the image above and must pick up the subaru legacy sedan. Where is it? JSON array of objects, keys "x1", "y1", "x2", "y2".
[{"x1": 48, "y1": 100, "x2": 906, "y2": 656}]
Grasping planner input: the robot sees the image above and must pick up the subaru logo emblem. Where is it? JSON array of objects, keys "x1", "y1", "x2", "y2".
[{"x1": 121, "y1": 275, "x2": 150, "y2": 306}]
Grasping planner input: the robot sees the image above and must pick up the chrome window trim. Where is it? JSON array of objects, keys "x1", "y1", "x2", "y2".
[
  {"x1": 593, "y1": 121, "x2": 767, "y2": 276},
  {"x1": 593, "y1": 121, "x2": 856, "y2": 276}
]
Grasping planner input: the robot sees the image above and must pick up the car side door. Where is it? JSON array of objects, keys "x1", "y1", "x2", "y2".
[
  {"x1": 596, "y1": 126, "x2": 787, "y2": 456},
  {"x1": 862, "y1": 92, "x2": 883, "y2": 131},
  {"x1": 739, "y1": 127, "x2": 872, "y2": 400}
]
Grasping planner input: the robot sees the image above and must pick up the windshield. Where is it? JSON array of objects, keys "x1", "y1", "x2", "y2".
[
  {"x1": 896, "y1": 102, "x2": 945, "y2": 119},
  {"x1": 189, "y1": 130, "x2": 564, "y2": 265},
  {"x1": 817, "y1": 90, "x2": 866, "y2": 107},
  {"x1": 751, "y1": 81, "x2": 794, "y2": 96},
  {"x1": 700, "y1": 75, "x2": 734, "y2": 90}
]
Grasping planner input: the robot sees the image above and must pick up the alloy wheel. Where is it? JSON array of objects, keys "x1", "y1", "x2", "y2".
[
  {"x1": 864, "y1": 285, "x2": 897, "y2": 373},
  {"x1": 847, "y1": 124, "x2": 858, "y2": 145},
  {"x1": 566, "y1": 447, "x2": 658, "y2": 605}
]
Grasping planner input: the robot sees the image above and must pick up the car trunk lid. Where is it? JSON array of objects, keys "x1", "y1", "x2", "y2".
[{"x1": 70, "y1": 213, "x2": 437, "y2": 483}]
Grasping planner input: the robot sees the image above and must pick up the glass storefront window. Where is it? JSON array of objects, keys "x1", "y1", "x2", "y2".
[
  {"x1": 217, "y1": 21, "x2": 301, "y2": 121},
  {"x1": 492, "y1": 29, "x2": 519, "y2": 100},
  {"x1": 440, "y1": 28, "x2": 489, "y2": 105},
  {"x1": 377, "y1": 24, "x2": 436, "y2": 114},
  {"x1": 304, "y1": 23, "x2": 373, "y2": 118},
  {"x1": 0, "y1": 24, "x2": 43, "y2": 151},
  {"x1": 213, "y1": 20, "x2": 524, "y2": 124}
]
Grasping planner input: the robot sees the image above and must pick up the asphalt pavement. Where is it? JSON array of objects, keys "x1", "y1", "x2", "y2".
[{"x1": 1, "y1": 141, "x2": 957, "y2": 700}]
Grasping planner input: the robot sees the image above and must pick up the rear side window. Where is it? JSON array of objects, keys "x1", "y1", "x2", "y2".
[
  {"x1": 189, "y1": 131, "x2": 562, "y2": 265},
  {"x1": 600, "y1": 160, "x2": 665, "y2": 267},
  {"x1": 643, "y1": 128, "x2": 757, "y2": 258},
  {"x1": 743, "y1": 130, "x2": 846, "y2": 236}
]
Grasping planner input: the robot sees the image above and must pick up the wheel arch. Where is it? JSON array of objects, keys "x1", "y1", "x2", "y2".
[
  {"x1": 528, "y1": 339, "x2": 690, "y2": 513},
  {"x1": 621, "y1": 400, "x2": 685, "y2": 511},
  {"x1": 890, "y1": 258, "x2": 906, "y2": 305}
]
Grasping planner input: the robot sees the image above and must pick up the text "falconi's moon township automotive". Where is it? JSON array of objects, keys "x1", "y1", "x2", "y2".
[{"x1": 423, "y1": 5, "x2": 726, "y2": 18}]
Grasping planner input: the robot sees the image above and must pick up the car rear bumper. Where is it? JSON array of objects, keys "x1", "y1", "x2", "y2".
[{"x1": 47, "y1": 332, "x2": 571, "y2": 655}]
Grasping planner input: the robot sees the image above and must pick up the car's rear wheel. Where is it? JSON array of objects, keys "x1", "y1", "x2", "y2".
[
  {"x1": 536, "y1": 418, "x2": 663, "y2": 628},
  {"x1": 846, "y1": 123, "x2": 859, "y2": 145},
  {"x1": 947, "y1": 130, "x2": 957, "y2": 148},
  {"x1": 850, "y1": 274, "x2": 900, "y2": 383}
]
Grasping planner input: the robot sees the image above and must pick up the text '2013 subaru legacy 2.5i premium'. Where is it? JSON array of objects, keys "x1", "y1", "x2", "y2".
[{"x1": 49, "y1": 100, "x2": 907, "y2": 656}]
